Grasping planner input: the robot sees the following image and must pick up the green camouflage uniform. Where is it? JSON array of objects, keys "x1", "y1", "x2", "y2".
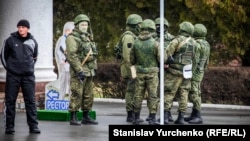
[
  {"x1": 185, "y1": 24, "x2": 210, "y2": 124},
  {"x1": 130, "y1": 19, "x2": 160, "y2": 125},
  {"x1": 66, "y1": 25, "x2": 97, "y2": 112},
  {"x1": 154, "y1": 33, "x2": 175, "y2": 102},
  {"x1": 189, "y1": 37, "x2": 210, "y2": 110},
  {"x1": 153, "y1": 18, "x2": 175, "y2": 97},
  {"x1": 152, "y1": 18, "x2": 175, "y2": 123},
  {"x1": 164, "y1": 21, "x2": 199, "y2": 124},
  {"x1": 66, "y1": 14, "x2": 98, "y2": 125},
  {"x1": 114, "y1": 14, "x2": 143, "y2": 122},
  {"x1": 120, "y1": 31, "x2": 137, "y2": 112}
]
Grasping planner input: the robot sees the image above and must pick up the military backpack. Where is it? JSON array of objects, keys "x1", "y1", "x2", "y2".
[{"x1": 114, "y1": 31, "x2": 135, "y2": 61}]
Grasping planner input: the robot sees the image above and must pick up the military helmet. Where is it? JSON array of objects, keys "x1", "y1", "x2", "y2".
[
  {"x1": 193, "y1": 24, "x2": 207, "y2": 37},
  {"x1": 140, "y1": 19, "x2": 156, "y2": 30},
  {"x1": 126, "y1": 14, "x2": 143, "y2": 25},
  {"x1": 74, "y1": 14, "x2": 90, "y2": 25},
  {"x1": 179, "y1": 21, "x2": 194, "y2": 35},
  {"x1": 154, "y1": 17, "x2": 169, "y2": 27}
]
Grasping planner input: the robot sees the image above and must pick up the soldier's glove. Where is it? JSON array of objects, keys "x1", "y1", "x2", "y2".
[
  {"x1": 166, "y1": 56, "x2": 174, "y2": 64},
  {"x1": 77, "y1": 71, "x2": 85, "y2": 81}
]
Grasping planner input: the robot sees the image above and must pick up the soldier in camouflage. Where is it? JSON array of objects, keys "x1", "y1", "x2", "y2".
[
  {"x1": 66, "y1": 14, "x2": 98, "y2": 125},
  {"x1": 184, "y1": 24, "x2": 210, "y2": 124},
  {"x1": 148, "y1": 17, "x2": 175, "y2": 124},
  {"x1": 163, "y1": 21, "x2": 199, "y2": 124},
  {"x1": 154, "y1": 17, "x2": 175, "y2": 43},
  {"x1": 130, "y1": 19, "x2": 161, "y2": 125},
  {"x1": 116, "y1": 14, "x2": 143, "y2": 122}
]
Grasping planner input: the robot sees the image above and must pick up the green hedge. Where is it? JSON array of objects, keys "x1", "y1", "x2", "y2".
[{"x1": 93, "y1": 63, "x2": 250, "y2": 105}]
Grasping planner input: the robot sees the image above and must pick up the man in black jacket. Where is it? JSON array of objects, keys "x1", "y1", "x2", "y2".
[{"x1": 0, "y1": 19, "x2": 41, "y2": 134}]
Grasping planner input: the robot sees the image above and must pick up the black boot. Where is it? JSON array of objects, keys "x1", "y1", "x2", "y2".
[
  {"x1": 5, "y1": 127, "x2": 15, "y2": 134},
  {"x1": 29, "y1": 126, "x2": 41, "y2": 134},
  {"x1": 146, "y1": 116, "x2": 150, "y2": 121},
  {"x1": 127, "y1": 111, "x2": 134, "y2": 122},
  {"x1": 174, "y1": 112, "x2": 185, "y2": 124},
  {"x1": 188, "y1": 110, "x2": 203, "y2": 124},
  {"x1": 129, "y1": 111, "x2": 143, "y2": 123},
  {"x1": 168, "y1": 111, "x2": 174, "y2": 122},
  {"x1": 157, "y1": 110, "x2": 169, "y2": 124},
  {"x1": 138, "y1": 112, "x2": 144, "y2": 122},
  {"x1": 132, "y1": 112, "x2": 140, "y2": 125},
  {"x1": 148, "y1": 113, "x2": 160, "y2": 125},
  {"x1": 146, "y1": 112, "x2": 151, "y2": 121},
  {"x1": 70, "y1": 111, "x2": 81, "y2": 126},
  {"x1": 184, "y1": 109, "x2": 195, "y2": 122},
  {"x1": 82, "y1": 111, "x2": 98, "y2": 125}
]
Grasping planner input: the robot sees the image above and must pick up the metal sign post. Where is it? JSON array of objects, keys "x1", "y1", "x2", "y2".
[{"x1": 159, "y1": 0, "x2": 165, "y2": 125}]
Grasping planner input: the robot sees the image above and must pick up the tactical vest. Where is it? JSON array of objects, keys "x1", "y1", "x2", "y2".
[
  {"x1": 133, "y1": 36, "x2": 159, "y2": 73},
  {"x1": 154, "y1": 33, "x2": 175, "y2": 49},
  {"x1": 173, "y1": 37, "x2": 195, "y2": 64},
  {"x1": 169, "y1": 36, "x2": 196, "y2": 73},
  {"x1": 68, "y1": 31, "x2": 98, "y2": 76},
  {"x1": 196, "y1": 39, "x2": 210, "y2": 72}
]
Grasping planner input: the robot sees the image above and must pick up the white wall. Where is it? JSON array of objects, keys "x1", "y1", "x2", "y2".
[{"x1": 0, "y1": 0, "x2": 57, "y2": 82}]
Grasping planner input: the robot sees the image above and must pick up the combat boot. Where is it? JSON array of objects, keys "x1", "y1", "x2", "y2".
[
  {"x1": 81, "y1": 110, "x2": 98, "y2": 125},
  {"x1": 168, "y1": 111, "x2": 174, "y2": 122},
  {"x1": 137, "y1": 112, "x2": 144, "y2": 122},
  {"x1": 70, "y1": 111, "x2": 81, "y2": 126},
  {"x1": 148, "y1": 113, "x2": 160, "y2": 125},
  {"x1": 184, "y1": 108, "x2": 195, "y2": 122},
  {"x1": 126, "y1": 111, "x2": 134, "y2": 122},
  {"x1": 146, "y1": 112, "x2": 151, "y2": 121},
  {"x1": 157, "y1": 110, "x2": 169, "y2": 124},
  {"x1": 146, "y1": 116, "x2": 151, "y2": 121},
  {"x1": 132, "y1": 112, "x2": 140, "y2": 125},
  {"x1": 188, "y1": 110, "x2": 203, "y2": 124},
  {"x1": 128, "y1": 111, "x2": 144, "y2": 123},
  {"x1": 174, "y1": 112, "x2": 185, "y2": 124}
]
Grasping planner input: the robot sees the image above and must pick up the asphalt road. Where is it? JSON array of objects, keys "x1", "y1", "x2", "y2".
[{"x1": 0, "y1": 99, "x2": 250, "y2": 141}]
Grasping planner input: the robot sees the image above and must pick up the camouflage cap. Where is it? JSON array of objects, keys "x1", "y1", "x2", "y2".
[
  {"x1": 179, "y1": 21, "x2": 194, "y2": 35},
  {"x1": 193, "y1": 23, "x2": 207, "y2": 37},
  {"x1": 126, "y1": 14, "x2": 143, "y2": 25},
  {"x1": 154, "y1": 17, "x2": 169, "y2": 27},
  {"x1": 141, "y1": 19, "x2": 156, "y2": 30},
  {"x1": 74, "y1": 14, "x2": 90, "y2": 25}
]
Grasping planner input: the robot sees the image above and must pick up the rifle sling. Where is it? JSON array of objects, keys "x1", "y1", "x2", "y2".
[{"x1": 81, "y1": 49, "x2": 92, "y2": 66}]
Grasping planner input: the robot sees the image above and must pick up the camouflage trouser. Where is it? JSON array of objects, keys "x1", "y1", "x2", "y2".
[
  {"x1": 155, "y1": 71, "x2": 174, "y2": 110},
  {"x1": 164, "y1": 72, "x2": 191, "y2": 113},
  {"x1": 124, "y1": 78, "x2": 135, "y2": 111},
  {"x1": 68, "y1": 76, "x2": 94, "y2": 112},
  {"x1": 188, "y1": 80, "x2": 202, "y2": 110},
  {"x1": 133, "y1": 73, "x2": 159, "y2": 113}
]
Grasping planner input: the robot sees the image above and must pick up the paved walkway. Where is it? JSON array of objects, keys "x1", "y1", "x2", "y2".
[{"x1": 0, "y1": 99, "x2": 250, "y2": 141}]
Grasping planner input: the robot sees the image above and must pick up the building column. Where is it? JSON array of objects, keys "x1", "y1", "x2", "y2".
[{"x1": 0, "y1": 0, "x2": 57, "y2": 92}]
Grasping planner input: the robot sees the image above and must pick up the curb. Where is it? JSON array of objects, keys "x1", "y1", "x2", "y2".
[{"x1": 94, "y1": 98, "x2": 250, "y2": 110}]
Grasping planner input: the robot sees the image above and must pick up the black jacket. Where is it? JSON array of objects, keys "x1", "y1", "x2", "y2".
[{"x1": 1, "y1": 31, "x2": 38, "y2": 76}]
